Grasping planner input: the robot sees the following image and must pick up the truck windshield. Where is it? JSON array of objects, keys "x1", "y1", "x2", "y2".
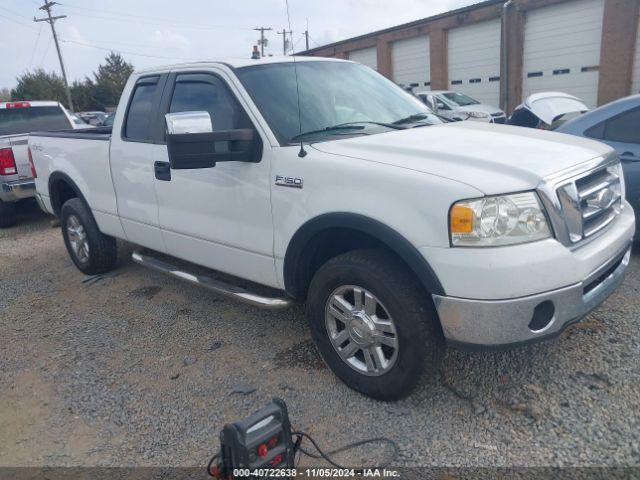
[
  {"x1": 0, "y1": 106, "x2": 70, "y2": 136},
  {"x1": 236, "y1": 61, "x2": 441, "y2": 144}
]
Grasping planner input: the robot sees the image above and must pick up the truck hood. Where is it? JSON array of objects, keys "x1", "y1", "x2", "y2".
[{"x1": 310, "y1": 121, "x2": 613, "y2": 195}]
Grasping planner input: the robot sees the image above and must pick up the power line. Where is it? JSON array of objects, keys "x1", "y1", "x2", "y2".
[
  {"x1": 0, "y1": 10, "x2": 39, "y2": 30},
  {"x1": 40, "y1": 37, "x2": 53, "y2": 67},
  {"x1": 0, "y1": 5, "x2": 35, "y2": 21},
  {"x1": 34, "y1": 1, "x2": 73, "y2": 111},
  {"x1": 28, "y1": 23, "x2": 44, "y2": 69},
  {"x1": 58, "y1": 4, "x2": 250, "y2": 31},
  {"x1": 59, "y1": 38, "x2": 195, "y2": 61}
]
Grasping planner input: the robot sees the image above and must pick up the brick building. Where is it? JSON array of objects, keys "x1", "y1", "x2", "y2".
[{"x1": 299, "y1": 0, "x2": 640, "y2": 112}]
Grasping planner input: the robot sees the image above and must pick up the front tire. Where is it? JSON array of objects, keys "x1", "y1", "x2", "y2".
[
  {"x1": 0, "y1": 199, "x2": 17, "y2": 228},
  {"x1": 61, "y1": 198, "x2": 117, "y2": 275},
  {"x1": 306, "y1": 249, "x2": 444, "y2": 401}
]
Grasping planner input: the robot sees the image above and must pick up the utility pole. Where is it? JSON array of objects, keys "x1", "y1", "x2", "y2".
[
  {"x1": 253, "y1": 27, "x2": 272, "y2": 57},
  {"x1": 277, "y1": 29, "x2": 292, "y2": 56},
  {"x1": 34, "y1": 1, "x2": 73, "y2": 111}
]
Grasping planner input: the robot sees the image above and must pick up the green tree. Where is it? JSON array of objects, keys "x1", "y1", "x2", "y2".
[
  {"x1": 0, "y1": 87, "x2": 11, "y2": 102},
  {"x1": 11, "y1": 53, "x2": 134, "y2": 112},
  {"x1": 91, "y1": 52, "x2": 134, "y2": 109},
  {"x1": 70, "y1": 80, "x2": 98, "y2": 112},
  {"x1": 10, "y1": 69, "x2": 69, "y2": 107}
]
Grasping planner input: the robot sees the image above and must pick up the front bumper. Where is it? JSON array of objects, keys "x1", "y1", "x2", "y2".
[
  {"x1": 1, "y1": 178, "x2": 35, "y2": 202},
  {"x1": 433, "y1": 244, "x2": 632, "y2": 349}
]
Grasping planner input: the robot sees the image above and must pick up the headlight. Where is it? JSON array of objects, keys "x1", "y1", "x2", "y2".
[
  {"x1": 450, "y1": 192, "x2": 552, "y2": 247},
  {"x1": 466, "y1": 111, "x2": 489, "y2": 119}
]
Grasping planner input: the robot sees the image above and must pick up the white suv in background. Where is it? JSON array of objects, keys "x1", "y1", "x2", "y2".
[{"x1": 416, "y1": 90, "x2": 506, "y2": 124}]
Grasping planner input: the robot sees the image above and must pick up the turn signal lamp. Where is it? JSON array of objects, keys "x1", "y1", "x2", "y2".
[{"x1": 450, "y1": 204, "x2": 474, "y2": 234}]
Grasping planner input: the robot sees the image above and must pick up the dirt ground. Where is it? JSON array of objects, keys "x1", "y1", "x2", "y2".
[{"x1": 1, "y1": 202, "x2": 639, "y2": 470}]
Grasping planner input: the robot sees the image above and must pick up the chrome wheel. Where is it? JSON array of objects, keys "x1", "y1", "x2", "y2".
[
  {"x1": 67, "y1": 214, "x2": 90, "y2": 263},
  {"x1": 325, "y1": 285, "x2": 399, "y2": 376}
]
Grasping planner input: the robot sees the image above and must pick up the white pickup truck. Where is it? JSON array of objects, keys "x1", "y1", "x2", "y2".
[
  {"x1": 30, "y1": 57, "x2": 635, "y2": 400},
  {"x1": 0, "y1": 101, "x2": 75, "y2": 227}
]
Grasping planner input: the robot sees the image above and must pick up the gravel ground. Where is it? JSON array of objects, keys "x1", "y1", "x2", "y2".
[{"x1": 1, "y1": 202, "x2": 639, "y2": 469}]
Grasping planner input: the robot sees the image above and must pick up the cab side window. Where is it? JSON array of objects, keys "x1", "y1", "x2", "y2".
[
  {"x1": 124, "y1": 76, "x2": 160, "y2": 141},
  {"x1": 169, "y1": 74, "x2": 251, "y2": 131}
]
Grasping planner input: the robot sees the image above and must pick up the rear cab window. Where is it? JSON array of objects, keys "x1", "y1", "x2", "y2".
[
  {"x1": 123, "y1": 75, "x2": 165, "y2": 142},
  {"x1": 0, "y1": 105, "x2": 71, "y2": 136}
]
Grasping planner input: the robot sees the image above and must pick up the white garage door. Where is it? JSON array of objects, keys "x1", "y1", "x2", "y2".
[
  {"x1": 523, "y1": 0, "x2": 604, "y2": 108},
  {"x1": 632, "y1": 14, "x2": 640, "y2": 95},
  {"x1": 392, "y1": 35, "x2": 430, "y2": 90},
  {"x1": 448, "y1": 19, "x2": 502, "y2": 107},
  {"x1": 348, "y1": 47, "x2": 378, "y2": 71}
]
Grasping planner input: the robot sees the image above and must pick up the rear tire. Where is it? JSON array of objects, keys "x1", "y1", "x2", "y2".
[
  {"x1": 306, "y1": 248, "x2": 445, "y2": 401},
  {"x1": 0, "y1": 199, "x2": 17, "y2": 228},
  {"x1": 61, "y1": 198, "x2": 117, "y2": 275}
]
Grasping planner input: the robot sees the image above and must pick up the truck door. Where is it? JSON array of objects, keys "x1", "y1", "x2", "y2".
[
  {"x1": 152, "y1": 70, "x2": 277, "y2": 287},
  {"x1": 110, "y1": 74, "x2": 168, "y2": 252}
]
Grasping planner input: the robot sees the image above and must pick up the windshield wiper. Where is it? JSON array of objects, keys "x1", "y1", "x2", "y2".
[
  {"x1": 290, "y1": 124, "x2": 365, "y2": 141},
  {"x1": 392, "y1": 113, "x2": 431, "y2": 125},
  {"x1": 290, "y1": 121, "x2": 402, "y2": 142}
]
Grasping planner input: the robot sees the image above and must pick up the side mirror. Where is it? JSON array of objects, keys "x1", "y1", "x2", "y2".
[
  {"x1": 165, "y1": 111, "x2": 262, "y2": 169},
  {"x1": 166, "y1": 111, "x2": 213, "y2": 134},
  {"x1": 436, "y1": 101, "x2": 447, "y2": 111}
]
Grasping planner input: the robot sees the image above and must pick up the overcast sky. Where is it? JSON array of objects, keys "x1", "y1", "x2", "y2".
[{"x1": 0, "y1": 0, "x2": 477, "y2": 90}]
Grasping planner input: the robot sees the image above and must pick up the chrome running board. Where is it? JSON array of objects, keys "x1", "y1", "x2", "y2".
[{"x1": 131, "y1": 251, "x2": 293, "y2": 310}]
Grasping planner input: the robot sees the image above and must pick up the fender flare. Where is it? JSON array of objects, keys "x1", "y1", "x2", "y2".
[
  {"x1": 48, "y1": 171, "x2": 90, "y2": 217},
  {"x1": 283, "y1": 212, "x2": 445, "y2": 298}
]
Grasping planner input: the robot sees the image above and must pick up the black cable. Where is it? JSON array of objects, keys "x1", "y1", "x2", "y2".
[
  {"x1": 206, "y1": 451, "x2": 220, "y2": 478},
  {"x1": 292, "y1": 431, "x2": 398, "y2": 470}
]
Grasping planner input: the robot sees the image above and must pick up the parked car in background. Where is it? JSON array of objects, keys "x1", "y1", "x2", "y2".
[
  {"x1": 71, "y1": 114, "x2": 94, "y2": 128},
  {"x1": 29, "y1": 57, "x2": 634, "y2": 400},
  {"x1": 103, "y1": 113, "x2": 115, "y2": 127},
  {"x1": 0, "y1": 101, "x2": 75, "y2": 227},
  {"x1": 77, "y1": 111, "x2": 107, "y2": 126},
  {"x1": 415, "y1": 90, "x2": 506, "y2": 123},
  {"x1": 509, "y1": 92, "x2": 589, "y2": 129},
  {"x1": 555, "y1": 94, "x2": 640, "y2": 237}
]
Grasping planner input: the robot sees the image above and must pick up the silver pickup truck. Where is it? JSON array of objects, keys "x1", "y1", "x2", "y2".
[{"x1": 0, "y1": 101, "x2": 75, "y2": 227}]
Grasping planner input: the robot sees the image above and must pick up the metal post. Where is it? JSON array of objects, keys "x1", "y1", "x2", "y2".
[
  {"x1": 278, "y1": 29, "x2": 292, "y2": 56},
  {"x1": 34, "y1": 1, "x2": 74, "y2": 111},
  {"x1": 253, "y1": 27, "x2": 272, "y2": 57}
]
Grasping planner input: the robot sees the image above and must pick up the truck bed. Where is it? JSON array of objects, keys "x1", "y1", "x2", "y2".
[
  {"x1": 30, "y1": 126, "x2": 118, "y2": 232},
  {"x1": 30, "y1": 126, "x2": 112, "y2": 141}
]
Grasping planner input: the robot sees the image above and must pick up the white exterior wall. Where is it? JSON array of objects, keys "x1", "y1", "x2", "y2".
[
  {"x1": 447, "y1": 19, "x2": 502, "y2": 107},
  {"x1": 391, "y1": 35, "x2": 430, "y2": 90},
  {"x1": 523, "y1": 0, "x2": 605, "y2": 108},
  {"x1": 348, "y1": 47, "x2": 378, "y2": 70}
]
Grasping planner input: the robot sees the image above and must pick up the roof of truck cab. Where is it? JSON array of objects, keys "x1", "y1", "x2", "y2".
[
  {"x1": 0, "y1": 100, "x2": 61, "y2": 109},
  {"x1": 133, "y1": 56, "x2": 349, "y2": 74}
]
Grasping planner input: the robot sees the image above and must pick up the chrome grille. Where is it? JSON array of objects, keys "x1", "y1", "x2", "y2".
[{"x1": 555, "y1": 162, "x2": 623, "y2": 243}]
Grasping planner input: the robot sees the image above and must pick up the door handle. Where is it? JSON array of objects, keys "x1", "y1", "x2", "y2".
[{"x1": 154, "y1": 161, "x2": 171, "y2": 181}]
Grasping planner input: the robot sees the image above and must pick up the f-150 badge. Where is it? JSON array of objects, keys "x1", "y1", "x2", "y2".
[{"x1": 275, "y1": 175, "x2": 303, "y2": 188}]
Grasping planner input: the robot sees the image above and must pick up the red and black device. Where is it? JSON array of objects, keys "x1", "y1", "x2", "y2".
[{"x1": 209, "y1": 398, "x2": 295, "y2": 478}]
